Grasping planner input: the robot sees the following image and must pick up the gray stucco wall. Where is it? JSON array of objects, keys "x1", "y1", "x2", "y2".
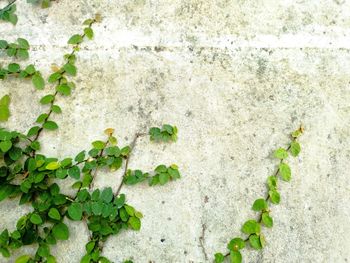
[{"x1": 1, "y1": 0, "x2": 350, "y2": 262}]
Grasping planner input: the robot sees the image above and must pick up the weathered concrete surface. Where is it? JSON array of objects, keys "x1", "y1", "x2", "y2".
[{"x1": 1, "y1": 0, "x2": 350, "y2": 262}]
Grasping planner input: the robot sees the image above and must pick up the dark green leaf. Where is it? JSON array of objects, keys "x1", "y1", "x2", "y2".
[
  {"x1": 52, "y1": 223, "x2": 69, "y2": 240},
  {"x1": 30, "y1": 213, "x2": 43, "y2": 225},
  {"x1": 48, "y1": 208, "x2": 61, "y2": 220},
  {"x1": 68, "y1": 166, "x2": 80, "y2": 179},
  {"x1": 43, "y1": 121, "x2": 58, "y2": 130},
  {"x1": 40, "y1": 95, "x2": 54, "y2": 104},
  {"x1": 68, "y1": 202, "x2": 83, "y2": 221}
]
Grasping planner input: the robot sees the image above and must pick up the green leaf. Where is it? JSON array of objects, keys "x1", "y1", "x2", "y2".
[
  {"x1": 48, "y1": 208, "x2": 61, "y2": 220},
  {"x1": 249, "y1": 234, "x2": 262, "y2": 250},
  {"x1": 262, "y1": 212, "x2": 273, "y2": 228},
  {"x1": 241, "y1": 220, "x2": 260, "y2": 234},
  {"x1": 9, "y1": 146, "x2": 23, "y2": 161},
  {"x1": 101, "y1": 187, "x2": 113, "y2": 203},
  {"x1": 214, "y1": 253, "x2": 225, "y2": 263},
  {"x1": 292, "y1": 129, "x2": 302, "y2": 138},
  {"x1": 43, "y1": 121, "x2": 59, "y2": 130},
  {"x1": 32, "y1": 73, "x2": 45, "y2": 90},
  {"x1": 84, "y1": 27, "x2": 94, "y2": 39},
  {"x1": 91, "y1": 189, "x2": 100, "y2": 201},
  {"x1": 274, "y1": 148, "x2": 288, "y2": 159},
  {"x1": 41, "y1": 0, "x2": 50, "y2": 8},
  {"x1": 0, "y1": 247, "x2": 10, "y2": 257},
  {"x1": 75, "y1": 151, "x2": 85, "y2": 162},
  {"x1": 91, "y1": 201, "x2": 103, "y2": 215},
  {"x1": 0, "y1": 140, "x2": 12, "y2": 152},
  {"x1": 83, "y1": 19, "x2": 94, "y2": 25},
  {"x1": 269, "y1": 190, "x2": 280, "y2": 204},
  {"x1": 105, "y1": 146, "x2": 120, "y2": 156},
  {"x1": 252, "y1": 198, "x2": 268, "y2": 211},
  {"x1": 56, "y1": 84, "x2": 71, "y2": 96},
  {"x1": 68, "y1": 34, "x2": 83, "y2": 45},
  {"x1": 17, "y1": 38, "x2": 29, "y2": 49},
  {"x1": 52, "y1": 223, "x2": 69, "y2": 240},
  {"x1": 25, "y1": 64, "x2": 36, "y2": 74},
  {"x1": 128, "y1": 216, "x2": 141, "y2": 230},
  {"x1": 36, "y1": 113, "x2": 48, "y2": 123},
  {"x1": 48, "y1": 72, "x2": 61, "y2": 83},
  {"x1": 68, "y1": 202, "x2": 83, "y2": 221},
  {"x1": 0, "y1": 95, "x2": 10, "y2": 122},
  {"x1": 92, "y1": 140, "x2": 105, "y2": 150},
  {"x1": 63, "y1": 63, "x2": 77, "y2": 76},
  {"x1": 17, "y1": 49, "x2": 29, "y2": 59},
  {"x1": 0, "y1": 185, "x2": 16, "y2": 202},
  {"x1": 0, "y1": 40, "x2": 8, "y2": 49},
  {"x1": 68, "y1": 165, "x2": 80, "y2": 179},
  {"x1": 230, "y1": 250, "x2": 242, "y2": 263},
  {"x1": 15, "y1": 255, "x2": 31, "y2": 263},
  {"x1": 227, "y1": 237, "x2": 245, "y2": 251},
  {"x1": 46, "y1": 161, "x2": 60, "y2": 170},
  {"x1": 52, "y1": 105, "x2": 62, "y2": 113},
  {"x1": 279, "y1": 163, "x2": 291, "y2": 181},
  {"x1": 30, "y1": 213, "x2": 43, "y2": 225},
  {"x1": 267, "y1": 175, "x2": 277, "y2": 190},
  {"x1": 159, "y1": 173, "x2": 170, "y2": 185},
  {"x1": 8, "y1": 63, "x2": 20, "y2": 73},
  {"x1": 290, "y1": 141, "x2": 301, "y2": 157},
  {"x1": 27, "y1": 126, "x2": 40, "y2": 137},
  {"x1": 40, "y1": 94, "x2": 54, "y2": 104}
]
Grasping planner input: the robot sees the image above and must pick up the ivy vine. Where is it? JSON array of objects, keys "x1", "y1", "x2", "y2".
[
  {"x1": 214, "y1": 126, "x2": 303, "y2": 263},
  {"x1": 0, "y1": 0, "x2": 55, "y2": 25},
  {"x1": 0, "y1": 15, "x2": 181, "y2": 263}
]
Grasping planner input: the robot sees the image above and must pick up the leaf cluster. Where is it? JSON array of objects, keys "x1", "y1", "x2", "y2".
[
  {"x1": 0, "y1": 38, "x2": 30, "y2": 59},
  {"x1": 149, "y1": 124, "x2": 178, "y2": 142},
  {"x1": 124, "y1": 164, "x2": 181, "y2": 186},
  {"x1": 0, "y1": 3, "x2": 17, "y2": 25}
]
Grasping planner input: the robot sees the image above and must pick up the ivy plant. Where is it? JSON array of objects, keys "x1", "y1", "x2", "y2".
[
  {"x1": 214, "y1": 126, "x2": 304, "y2": 263},
  {"x1": 0, "y1": 0, "x2": 55, "y2": 25},
  {"x1": 0, "y1": 1, "x2": 17, "y2": 25},
  {"x1": 0, "y1": 15, "x2": 181, "y2": 263}
]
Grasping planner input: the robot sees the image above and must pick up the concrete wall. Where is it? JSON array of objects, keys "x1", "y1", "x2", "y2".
[{"x1": 1, "y1": 0, "x2": 350, "y2": 262}]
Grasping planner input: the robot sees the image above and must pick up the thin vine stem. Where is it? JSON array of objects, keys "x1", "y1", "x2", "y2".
[
  {"x1": 0, "y1": 0, "x2": 16, "y2": 11},
  {"x1": 115, "y1": 132, "x2": 146, "y2": 196}
]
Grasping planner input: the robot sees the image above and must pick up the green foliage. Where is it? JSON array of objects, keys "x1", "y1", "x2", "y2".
[
  {"x1": 0, "y1": 2, "x2": 17, "y2": 25},
  {"x1": 214, "y1": 126, "x2": 303, "y2": 262},
  {"x1": 0, "y1": 38, "x2": 29, "y2": 59},
  {"x1": 149, "y1": 124, "x2": 178, "y2": 142},
  {"x1": 0, "y1": 16, "x2": 181, "y2": 263},
  {"x1": 124, "y1": 164, "x2": 181, "y2": 186},
  {"x1": 0, "y1": 58, "x2": 45, "y2": 90}
]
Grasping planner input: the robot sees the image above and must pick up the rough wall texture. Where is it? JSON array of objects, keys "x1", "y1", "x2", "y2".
[{"x1": 1, "y1": 0, "x2": 350, "y2": 262}]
